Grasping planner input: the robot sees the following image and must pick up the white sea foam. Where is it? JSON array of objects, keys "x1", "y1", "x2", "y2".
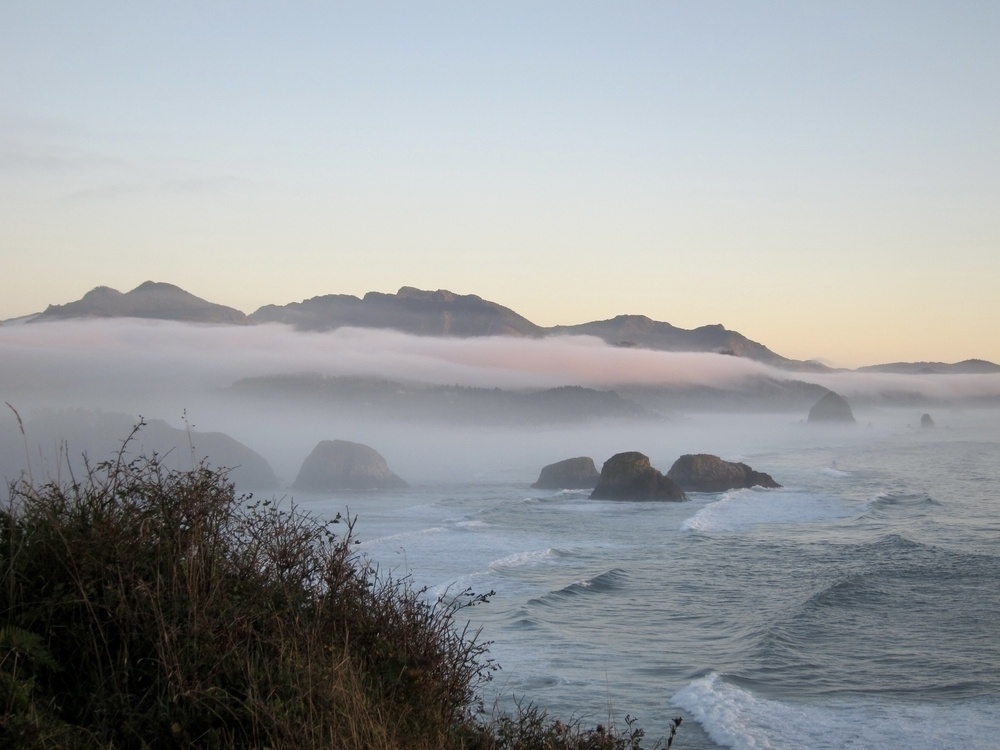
[
  {"x1": 423, "y1": 548, "x2": 560, "y2": 601},
  {"x1": 680, "y1": 489, "x2": 851, "y2": 532},
  {"x1": 356, "y1": 526, "x2": 447, "y2": 547},
  {"x1": 673, "y1": 672, "x2": 1000, "y2": 750},
  {"x1": 819, "y1": 467, "x2": 851, "y2": 478},
  {"x1": 488, "y1": 548, "x2": 556, "y2": 570},
  {"x1": 455, "y1": 519, "x2": 488, "y2": 529}
]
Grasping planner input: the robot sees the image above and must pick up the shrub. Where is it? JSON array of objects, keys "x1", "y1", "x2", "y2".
[{"x1": 0, "y1": 420, "x2": 673, "y2": 749}]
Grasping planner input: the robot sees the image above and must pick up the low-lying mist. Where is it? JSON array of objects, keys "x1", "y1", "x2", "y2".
[
  {"x1": 2, "y1": 319, "x2": 998, "y2": 491},
  {"x1": 1, "y1": 318, "x2": 774, "y2": 395}
]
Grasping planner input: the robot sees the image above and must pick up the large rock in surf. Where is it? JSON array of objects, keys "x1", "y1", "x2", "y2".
[
  {"x1": 667, "y1": 453, "x2": 781, "y2": 492},
  {"x1": 807, "y1": 391, "x2": 856, "y2": 424},
  {"x1": 590, "y1": 452, "x2": 687, "y2": 501},
  {"x1": 920, "y1": 413, "x2": 935, "y2": 429},
  {"x1": 531, "y1": 457, "x2": 601, "y2": 489},
  {"x1": 293, "y1": 440, "x2": 408, "y2": 492}
]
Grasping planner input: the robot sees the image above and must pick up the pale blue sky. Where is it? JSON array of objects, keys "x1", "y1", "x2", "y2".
[{"x1": 2, "y1": 1, "x2": 998, "y2": 367}]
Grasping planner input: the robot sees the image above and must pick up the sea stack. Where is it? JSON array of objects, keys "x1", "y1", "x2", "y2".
[
  {"x1": 590, "y1": 452, "x2": 687, "y2": 501},
  {"x1": 666, "y1": 453, "x2": 781, "y2": 492},
  {"x1": 532, "y1": 457, "x2": 601, "y2": 489},
  {"x1": 807, "y1": 391, "x2": 856, "y2": 424},
  {"x1": 293, "y1": 440, "x2": 408, "y2": 492}
]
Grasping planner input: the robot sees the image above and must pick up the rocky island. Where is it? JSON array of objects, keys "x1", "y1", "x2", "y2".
[
  {"x1": 666, "y1": 453, "x2": 781, "y2": 492},
  {"x1": 590, "y1": 452, "x2": 687, "y2": 501},
  {"x1": 531, "y1": 457, "x2": 601, "y2": 489},
  {"x1": 807, "y1": 391, "x2": 856, "y2": 423},
  {"x1": 293, "y1": 440, "x2": 408, "y2": 492}
]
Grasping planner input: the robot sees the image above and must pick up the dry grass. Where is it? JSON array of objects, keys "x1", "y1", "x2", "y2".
[{"x1": 0, "y1": 419, "x2": 673, "y2": 749}]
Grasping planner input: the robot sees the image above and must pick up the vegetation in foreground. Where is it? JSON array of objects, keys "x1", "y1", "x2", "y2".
[{"x1": 0, "y1": 419, "x2": 680, "y2": 748}]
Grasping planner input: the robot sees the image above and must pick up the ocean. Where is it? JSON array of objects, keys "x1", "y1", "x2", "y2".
[{"x1": 292, "y1": 408, "x2": 1000, "y2": 749}]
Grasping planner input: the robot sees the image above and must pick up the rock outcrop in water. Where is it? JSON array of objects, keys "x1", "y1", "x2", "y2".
[
  {"x1": 293, "y1": 440, "x2": 408, "y2": 492},
  {"x1": 921, "y1": 413, "x2": 935, "y2": 429},
  {"x1": 666, "y1": 453, "x2": 781, "y2": 492},
  {"x1": 807, "y1": 391, "x2": 856, "y2": 423},
  {"x1": 590, "y1": 452, "x2": 687, "y2": 501},
  {"x1": 531, "y1": 457, "x2": 601, "y2": 489}
]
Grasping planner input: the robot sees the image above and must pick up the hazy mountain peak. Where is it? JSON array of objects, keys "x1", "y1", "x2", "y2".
[
  {"x1": 133, "y1": 280, "x2": 186, "y2": 293},
  {"x1": 610, "y1": 314, "x2": 655, "y2": 325},
  {"x1": 255, "y1": 285, "x2": 542, "y2": 337},
  {"x1": 395, "y1": 286, "x2": 464, "y2": 303},
  {"x1": 545, "y1": 314, "x2": 817, "y2": 369},
  {"x1": 79, "y1": 286, "x2": 125, "y2": 301},
  {"x1": 857, "y1": 359, "x2": 1000, "y2": 375},
  {"x1": 31, "y1": 281, "x2": 250, "y2": 325}
]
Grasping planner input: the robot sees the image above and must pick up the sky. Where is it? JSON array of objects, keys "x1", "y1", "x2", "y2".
[{"x1": 1, "y1": 1, "x2": 998, "y2": 368}]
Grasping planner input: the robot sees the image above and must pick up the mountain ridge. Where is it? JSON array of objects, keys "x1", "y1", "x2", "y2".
[
  {"x1": 546, "y1": 314, "x2": 811, "y2": 369},
  {"x1": 856, "y1": 359, "x2": 1000, "y2": 375},
  {"x1": 29, "y1": 281, "x2": 250, "y2": 325},
  {"x1": 252, "y1": 286, "x2": 542, "y2": 337},
  {"x1": 7, "y1": 282, "x2": 996, "y2": 373}
]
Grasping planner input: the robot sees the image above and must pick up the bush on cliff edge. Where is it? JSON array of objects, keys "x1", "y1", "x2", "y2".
[
  {"x1": 0, "y1": 420, "x2": 672, "y2": 749},
  {"x1": 0, "y1": 421, "x2": 500, "y2": 748}
]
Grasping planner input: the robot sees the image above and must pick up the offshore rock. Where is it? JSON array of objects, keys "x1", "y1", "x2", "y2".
[
  {"x1": 531, "y1": 457, "x2": 601, "y2": 489},
  {"x1": 667, "y1": 453, "x2": 781, "y2": 492},
  {"x1": 921, "y1": 413, "x2": 935, "y2": 429},
  {"x1": 590, "y1": 452, "x2": 687, "y2": 501},
  {"x1": 293, "y1": 440, "x2": 408, "y2": 492},
  {"x1": 807, "y1": 391, "x2": 856, "y2": 423}
]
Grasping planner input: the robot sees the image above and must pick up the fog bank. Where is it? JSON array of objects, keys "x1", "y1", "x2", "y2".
[
  {"x1": 3, "y1": 319, "x2": 999, "y2": 488},
  {"x1": 5, "y1": 319, "x2": 1000, "y2": 401}
]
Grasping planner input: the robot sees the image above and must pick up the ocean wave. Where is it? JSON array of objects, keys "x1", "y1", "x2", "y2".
[
  {"x1": 859, "y1": 491, "x2": 939, "y2": 519},
  {"x1": 509, "y1": 615, "x2": 539, "y2": 630},
  {"x1": 518, "y1": 494, "x2": 594, "y2": 511},
  {"x1": 527, "y1": 568, "x2": 629, "y2": 606},
  {"x1": 488, "y1": 548, "x2": 559, "y2": 570},
  {"x1": 557, "y1": 487, "x2": 593, "y2": 495},
  {"x1": 680, "y1": 489, "x2": 852, "y2": 533},
  {"x1": 454, "y1": 519, "x2": 489, "y2": 529},
  {"x1": 502, "y1": 602, "x2": 548, "y2": 631},
  {"x1": 548, "y1": 500, "x2": 622, "y2": 514},
  {"x1": 819, "y1": 467, "x2": 851, "y2": 478},
  {"x1": 673, "y1": 672, "x2": 1000, "y2": 750},
  {"x1": 746, "y1": 535, "x2": 1000, "y2": 696},
  {"x1": 572, "y1": 567, "x2": 628, "y2": 592},
  {"x1": 873, "y1": 491, "x2": 938, "y2": 505},
  {"x1": 356, "y1": 526, "x2": 447, "y2": 546},
  {"x1": 854, "y1": 531, "x2": 936, "y2": 555}
]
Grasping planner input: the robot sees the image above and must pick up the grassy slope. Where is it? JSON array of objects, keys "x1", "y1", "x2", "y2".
[{"x1": 0, "y1": 421, "x2": 678, "y2": 749}]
